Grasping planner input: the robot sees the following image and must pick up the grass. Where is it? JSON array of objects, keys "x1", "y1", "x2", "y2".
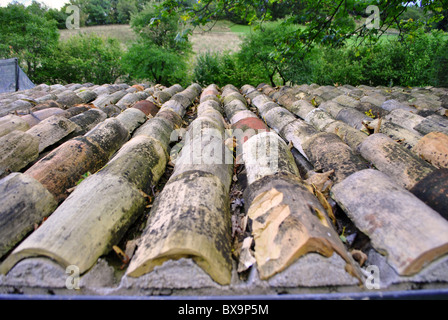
[
  {"x1": 228, "y1": 19, "x2": 304, "y2": 34},
  {"x1": 60, "y1": 24, "x2": 137, "y2": 48},
  {"x1": 228, "y1": 24, "x2": 252, "y2": 34},
  {"x1": 58, "y1": 20, "x2": 288, "y2": 55},
  {"x1": 190, "y1": 32, "x2": 242, "y2": 54},
  {"x1": 59, "y1": 20, "x2": 446, "y2": 74},
  {"x1": 59, "y1": 21, "x2": 245, "y2": 55},
  {"x1": 189, "y1": 20, "x2": 244, "y2": 54}
]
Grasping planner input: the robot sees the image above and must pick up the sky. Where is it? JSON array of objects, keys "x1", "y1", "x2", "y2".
[{"x1": 0, "y1": 0, "x2": 70, "y2": 9}]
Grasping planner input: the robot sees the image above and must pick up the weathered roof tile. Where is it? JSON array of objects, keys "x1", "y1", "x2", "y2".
[{"x1": 0, "y1": 81, "x2": 448, "y2": 297}]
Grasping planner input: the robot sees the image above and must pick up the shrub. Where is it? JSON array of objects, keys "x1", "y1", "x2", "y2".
[
  {"x1": 122, "y1": 4, "x2": 192, "y2": 86},
  {"x1": 193, "y1": 51, "x2": 222, "y2": 87},
  {"x1": 193, "y1": 51, "x2": 249, "y2": 87},
  {"x1": 122, "y1": 41, "x2": 189, "y2": 86},
  {"x1": 45, "y1": 34, "x2": 124, "y2": 84},
  {"x1": 0, "y1": 3, "x2": 59, "y2": 83},
  {"x1": 236, "y1": 23, "x2": 297, "y2": 86},
  {"x1": 358, "y1": 29, "x2": 444, "y2": 87},
  {"x1": 285, "y1": 27, "x2": 447, "y2": 88},
  {"x1": 308, "y1": 47, "x2": 366, "y2": 86},
  {"x1": 432, "y1": 38, "x2": 448, "y2": 87}
]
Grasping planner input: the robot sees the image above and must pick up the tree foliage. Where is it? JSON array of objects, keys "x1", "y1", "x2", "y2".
[
  {"x1": 123, "y1": 42, "x2": 189, "y2": 85},
  {"x1": 122, "y1": 4, "x2": 192, "y2": 86},
  {"x1": 130, "y1": 3, "x2": 191, "y2": 51},
  {"x1": 236, "y1": 22, "x2": 301, "y2": 86},
  {"x1": 117, "y1": 0, "x2": 138, "y2": 24},
  {"x1": 195, "y1": 25, "x2": 448, "y2": 88},
  {"x1": 0, "y1": 2, "x2": 59, "y2": 82},
  {"x1": 44, "y1": 34, "x2": 124, "y2": 85},
  {"x1": 1, "y1": 0, "x2": 448, "y2": 88},
  {"x1": 157, "y1": 0, "x2": 447, "y2": 50}
]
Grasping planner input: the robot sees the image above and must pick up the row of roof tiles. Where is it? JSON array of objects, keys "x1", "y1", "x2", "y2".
[{"x1": 0, "y1": 81, "x2": 447, "y2": 297}]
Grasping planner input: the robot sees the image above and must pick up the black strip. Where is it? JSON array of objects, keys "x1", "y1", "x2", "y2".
[{"x1": 14, "y1": 58, "x2": 19, "y2": 92}]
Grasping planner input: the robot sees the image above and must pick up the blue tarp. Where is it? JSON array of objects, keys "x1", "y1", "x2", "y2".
[{"x1": 0, "y1": 58, "x2": 35, "y2": 94}]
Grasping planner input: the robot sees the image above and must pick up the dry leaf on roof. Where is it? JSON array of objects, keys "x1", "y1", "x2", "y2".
[
  {"x1": 66, "y1": 186, "x2": 76, "y2": 194},
  {"x1": 167, "y1": 161, "x2": 175, "y2": 168},
  {"x1": 113, "y1": 245, "x2": 130, "y2": 269},
  {"x1": 350, "y1": 249, "x2": 367, "y2": 267},
  {"x1": 138, "y1": 189, "x2": 152, "y2": 202},
  {"x1": 237, "y1": 237, "x2": 256, "y2": 273},
  {"x1": 305, "y1": 170, "x2": 334, "y2": 192},
  {"x1": 312, "y1": 189, "x2": 336, "y2": 226}
]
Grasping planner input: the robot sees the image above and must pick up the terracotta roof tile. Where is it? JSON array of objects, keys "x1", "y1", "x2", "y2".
[{"x1": 0, "y1": 82, "x2": 448, "y2": 297}]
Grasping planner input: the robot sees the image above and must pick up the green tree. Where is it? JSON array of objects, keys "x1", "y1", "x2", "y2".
[
  {"x1": 45, "y1": 34, "x2": 124, "y2": 84},
  {"x1": 62, "y1": 0, "x2": 90, "y2": 28},
  {"x1": 156, "y1": 0, "x2": 447, "y2": 51},
  {"x1": 288, "y1": 26, "x2": 445, "y2": 87},
  {"x1": 432, "y1": 38, "x2": 448, "y2": 87},
  {"x1": 399, "y1": 5, "x2": 426, "y2": 23},
  {"x1": 85, "y1": 0, "x2": 113, "y2": 25},
  {"x1": 0, "y1": 3, "x2": 59, "y2": 82},
  {"x1": 237, "y1": 22, "x2": 302, "y2": 86},
  {"x1": 130, "y1": 4, "x2": 191, "y2": 50},
  {"x1": 123, "y1": 42, "x2": 188, "y2": 85},
  {"x1": 193, "y1": 51, "x2": 246, "y2": 87},
  {"x1": 122, "y1": 4, "x2": 192, "y2": 85},
  {"x1": 45, "y1": 8, "x2": 68, "y2": 29},
  {"x1": 117, "y1": 0, "x2": 138, "y2": 24}
]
